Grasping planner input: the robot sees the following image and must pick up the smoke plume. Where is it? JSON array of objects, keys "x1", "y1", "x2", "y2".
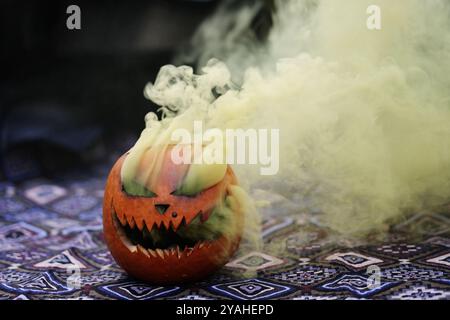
[{"x1": 129, "y1": 0, "x2": 450, "y2": 237}]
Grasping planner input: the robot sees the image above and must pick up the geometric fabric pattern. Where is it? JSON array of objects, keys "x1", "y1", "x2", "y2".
[{"x1": 0, "y1": 165, "x2": 449, "y2": 300}]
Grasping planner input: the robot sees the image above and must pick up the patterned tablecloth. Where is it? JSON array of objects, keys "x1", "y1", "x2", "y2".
[{"x1": 0, "y1": 159, "x2": 449, "y2": 300}]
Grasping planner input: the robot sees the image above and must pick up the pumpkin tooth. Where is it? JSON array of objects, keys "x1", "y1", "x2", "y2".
[
  {"x1": 159, "y1": 221, "x2": 167, "y2": 232},
  {"x1": 177, "y1": 217, "x2": 187, "y2": 230},
  {"x1": 176, "y1": 246, "x2": 182, "y2": 259},
  {"x1": 162, "y1": 220, "x2": 170, "y2": 230},
  {"x1": 137, "y1": 245, "x2": 149, "y2": 257},
  {"x1": 171, "y1": 219, "x2": 179, "y2": 231},
  {"x1": 126, "y1": 215, "x2": 136, "y2": 229},
  {"x1": 135, "y1": 218, "x2": 144, "y2": 231},
  {"x1": 171, "y1": 218, "x2": 181, "y2": 231},
  {"x1": 198, "y1": 242, "x2": 205, "y2": 249},
  {"x1": 148, "y1": 249, "x2": 157, "y2": 258},
  {"x1": 156, "y1": 249, "x2": 165, "y2": 259},
  {"x1": 145, "y1": 220, "x2": 156, "y2": 232},
  {"x1": 186, "y1": 248, "x2": 194, "y2": 256},
  {"x1": 183, "y1": 245, "x2": 189, "y2": 255},
  {"x1": 117, "y1": 212, "x2": 127, "y2": 226}
]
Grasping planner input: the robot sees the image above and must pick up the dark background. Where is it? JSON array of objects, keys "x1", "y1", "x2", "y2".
[
  {"x1": 0, "y1": 0, "x2": 272, "y2": 181},
  {"x1": 0, "y1": 0, "x2": 221, "y2": 180}
]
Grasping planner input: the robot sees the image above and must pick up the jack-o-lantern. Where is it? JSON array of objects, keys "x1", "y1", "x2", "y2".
[{"x1": 103, "y1": 147, "x2": 244, "y2": 284}]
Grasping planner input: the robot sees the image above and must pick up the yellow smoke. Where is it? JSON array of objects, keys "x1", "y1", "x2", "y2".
[{"x1": 125, "y1": 0, "x2": 450, "y2": 237}]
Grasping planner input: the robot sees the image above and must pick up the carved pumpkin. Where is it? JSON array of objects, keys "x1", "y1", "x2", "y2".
[{"x1": 103, "y1": 148, "x2": 244, "y2": 284}]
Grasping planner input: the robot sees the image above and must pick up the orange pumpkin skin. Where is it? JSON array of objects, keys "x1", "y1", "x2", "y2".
[{"x1": 103, "y1": 153, "x2": 244, "y2": 284}]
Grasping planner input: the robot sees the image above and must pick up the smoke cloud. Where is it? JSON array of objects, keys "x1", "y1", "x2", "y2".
[{"x1": 129, "y1": 0, "x2": 450, "y2": 238}]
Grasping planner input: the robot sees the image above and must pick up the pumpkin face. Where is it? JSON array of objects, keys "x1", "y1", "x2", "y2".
[{"x1": 103, "y1": 149, "x2": 244, "y2": 284}]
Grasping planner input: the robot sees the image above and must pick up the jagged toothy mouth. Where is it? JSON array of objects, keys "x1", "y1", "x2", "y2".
[{"x1": 111, "y1": 205, "x2": 221, "y2": 259}]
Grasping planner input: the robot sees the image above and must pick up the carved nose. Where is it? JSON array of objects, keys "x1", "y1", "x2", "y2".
[{"x1": 155, "y1": 204, "x2": 170, "y2": 215}]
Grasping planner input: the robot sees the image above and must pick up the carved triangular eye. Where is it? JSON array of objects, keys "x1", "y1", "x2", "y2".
[
  {"x1": 169, "y1": 163, "x2": 226, "y2": 197},
  {"x1": 155, "y1": 204, "x2": 170, "y2": 215},
  {"x1": 170, "y1": 189, "x2": 200, "y2": 197},
  {"x1": 122, "y1": 180, "x2": 157, "y2": 198}
]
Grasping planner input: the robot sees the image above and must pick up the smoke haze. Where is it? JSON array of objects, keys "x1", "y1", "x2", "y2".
[{"x1": 130, "y1": 0, "x2": 450, "y2": 237}]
